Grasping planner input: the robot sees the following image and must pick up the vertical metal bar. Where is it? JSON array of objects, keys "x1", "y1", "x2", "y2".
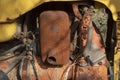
[{"x1": 114, "y1": 13, "x2": 120, "y2": 80}]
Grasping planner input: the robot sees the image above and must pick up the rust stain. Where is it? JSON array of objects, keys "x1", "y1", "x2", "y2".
[
  {"x1": 39, "y1": 10, "x2": 71, "y2": 66},
  {"x1": 0, "y1": 55, "x2": 108, "y2": 80}
]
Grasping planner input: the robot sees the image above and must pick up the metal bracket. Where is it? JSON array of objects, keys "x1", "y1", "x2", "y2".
[
  {"x1": 83, "y1": 43, "x2": 106, "y2": 65},
  {"x1": 83, "y1": 21, "x2": 106, "y2": 65}
]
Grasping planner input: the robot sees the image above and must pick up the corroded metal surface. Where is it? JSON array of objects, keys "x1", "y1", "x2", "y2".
[
  {"x1": 114, "y1": 16, "x2": 120, "y2": 80},
  {"x1": 74, "y1": 66, "x2": 107, "y2": 80},
  {"x1": 0, "y1": 3, "x2": 109, "y2": 80},
  {"x1": 39, "y1": 11, "x2": 71, "y2": 66},
  {"x1": 0, "y1": 55, "x2": 108, "y2": 80}
]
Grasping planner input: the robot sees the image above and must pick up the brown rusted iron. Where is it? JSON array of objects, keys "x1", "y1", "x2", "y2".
[
  {"x1": 0, "y1": 55, "x2": 72, "y2": 80},
  {"x1": 72, "y1": 4, "x2": 82, "y2": 20},
  {"x1": 0, "y1": 4, "x2": 109, "y2": 80},
  {"x1": 22, "y1": 58, "x2": 28, "y2": 80},
  {"x1": 72, "y1": 3, "x2": 106, "y2": 62},
  {"x1": 0, "y1": 56, "x2": 108, "y2": 80},
  {"x1": 39, "y1": 11, "x2": 71, "y2": 66},
  {"x1": 74, "y1": 66, "x2": 108, "y2": 80},
  {"x1": 72, "y1": 4, "x2": 105, "y2": 50},
  {"x1": 72, "y1": 3, "x2": 108, "y2": 79}
]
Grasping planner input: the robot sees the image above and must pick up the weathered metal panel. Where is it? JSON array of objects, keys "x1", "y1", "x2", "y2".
[
  {"x1": 0, "y1": 23, "x2": 17, "y2": 42},
  {"x1": 114, "y1": 19, "x2": 120, "y2": 80},
  {"x1": 0, "y1": 0, "x2": 79, "y2": 22},
  {"x1": 39, "y1": 11, "x2": 71, "y2": 65}
]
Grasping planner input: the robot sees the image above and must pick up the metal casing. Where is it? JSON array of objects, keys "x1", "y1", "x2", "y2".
[{"x1": 39, "y1": 11, "x2": 71, "y2": 65}]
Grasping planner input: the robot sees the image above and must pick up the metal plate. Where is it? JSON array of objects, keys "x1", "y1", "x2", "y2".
[{"x1": 39, "y1": 11, "x2": 71, "y2": 66}]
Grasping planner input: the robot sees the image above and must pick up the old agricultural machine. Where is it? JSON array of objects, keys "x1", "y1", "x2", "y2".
[{"x1": 0, "y1": 0, "x2": 120, "y2": 80}]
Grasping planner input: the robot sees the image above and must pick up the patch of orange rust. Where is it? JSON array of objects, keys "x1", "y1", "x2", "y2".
[{"x1": 0, "y1": 61, "x2": 10, "y2": 71}]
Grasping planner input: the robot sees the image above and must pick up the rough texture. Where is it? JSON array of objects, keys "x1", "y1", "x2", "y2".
[
  {"x1": 39, "y1": 11, "x2": 71, "y2": 66},
  {"x1": 92, "y1": 7, "x2": 108, "y2": 46},
  {"x1": 0, "y1": 55, "x2": 108, "y2": 80}
]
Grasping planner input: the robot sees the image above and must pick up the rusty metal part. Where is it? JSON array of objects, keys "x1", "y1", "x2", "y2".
[
  {"x1": 61, "y1": 59, "x2": 108, "y2": 80},
  {"x1": 79, "y1": 8, "x2": 92, "y2": 47},
  {"x1": 0, "y1": 44, "x2": 25, "y2": 56},
  {"x1": 73, "y1": 65, "x2": 108, "y2": 80},
  {"x1": 0, "y1": 56, "x2": 108, "y2": 80},
  {"x1": 83, "y1": 21, "x2": 106, "y2": 65},
  {"x1": 71, "y1": 4, "x2": 108, "y2": 79},
  {"x1": 0, "y1": 70, "x2": 9, "y2": 80},
  {"x1": 72, "y1": 4, "x2": 106, "y2": 64},
  {"x1": 72, "y1": 4, "x2": 82, "y2": 20},
  {"x1": 4, "y1": 56, "x2": 22, "y2": 74},
  {"x1": 22, "y1": 58, "x2": 29, "y2": 80},
  {"x1": 39, "y1": 11, "x2": 71, "y2": 66},
  {"x1": 0, "y1": 3, "x2": 109, "y2": 80}
]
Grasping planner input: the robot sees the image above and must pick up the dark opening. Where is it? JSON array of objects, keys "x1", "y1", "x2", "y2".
[{"x1": 47, "y1": 56, "x2": 56, "y2": 63}]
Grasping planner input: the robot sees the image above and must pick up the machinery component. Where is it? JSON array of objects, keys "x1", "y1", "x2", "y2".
[
  {"x1": 0, "y1": 0, "x2": 120, "y2": 80},
  {"x1": 114, "y1": 12, "x2": 120, "y2": 80},
  {"x1": 0, "y1": 44, "x2": 25, "y2": 56},
  {"x1": 0, "y1": 22, "x2": 17, "y2": 42},
  {"x1": 83, "y1": 21, "x2": 105, "y2": 65},
  {"x1": 39, "y1": 11, "x2": 71, "y2": 66},
  {"x1": 0, "y1": 70, "x2": 9, "y2": 80},
  {"x1": 72, "y1": 4, "x2": 106, "y2": 65}
]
